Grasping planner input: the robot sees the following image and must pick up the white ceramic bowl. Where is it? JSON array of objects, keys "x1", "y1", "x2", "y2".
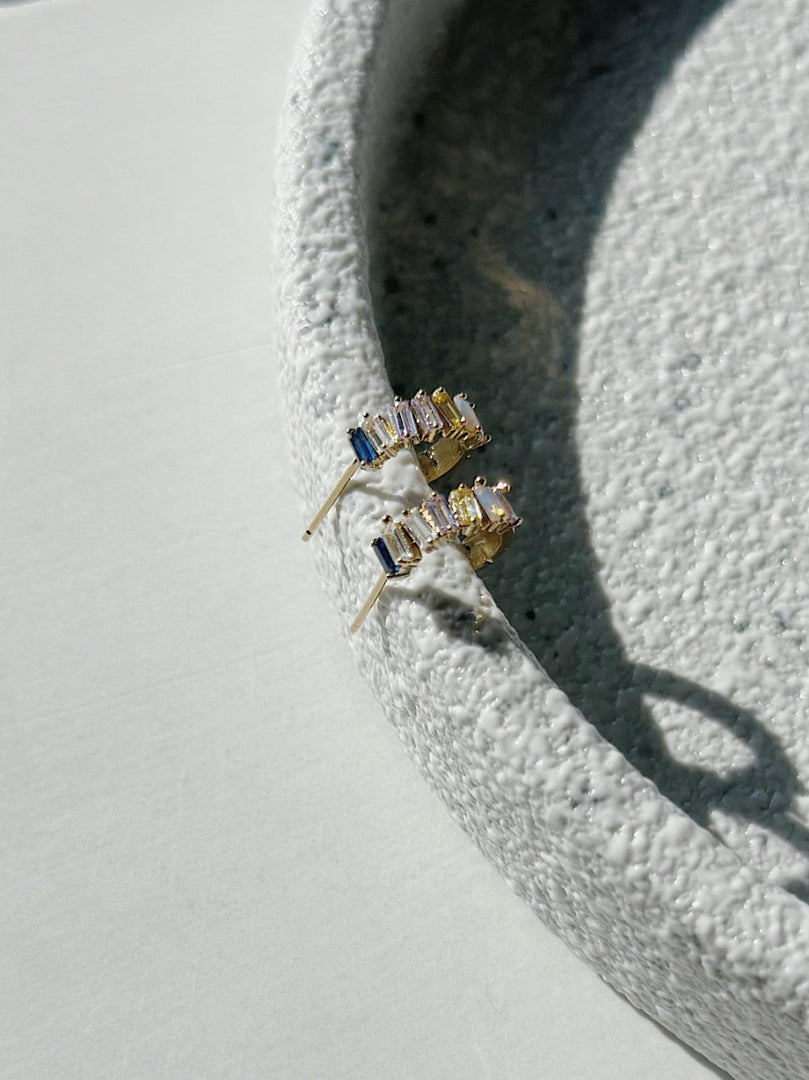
[{"x1": 275, "y1": 2, "x2": 809, "y2": 1076}]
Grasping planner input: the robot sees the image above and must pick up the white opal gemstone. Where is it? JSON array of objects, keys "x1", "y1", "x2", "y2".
[
  {"x1": 453, "y1": 394, "x2": 482, "y2": 434},
  {"x1": 475, "y1": 485, "x2": 519, "y2": 530}
]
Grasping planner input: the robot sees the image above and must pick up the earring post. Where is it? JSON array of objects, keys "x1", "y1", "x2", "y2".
[
  {"x1": 350, "y1": 572, "x2": 389, "y2": 633},
  {"x1": 302, "y1": 461, "x2": 359, "y2": 541}
]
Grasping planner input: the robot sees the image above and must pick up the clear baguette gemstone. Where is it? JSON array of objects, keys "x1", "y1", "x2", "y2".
[
  {"x1": 380, "y1": 407, "x2": 399, "y2": 442},
  {"x1": 411, "y1": 390, "x2": 443, "y2": 440},
  {"x1": 366, "y1": 412, "x2": 397, "y2": 453},
  {"x1": 403, "y1": 507, "x2": 437, "y2": 548},
  {"x1": 388, "y1": 523, "x2": 421, "y2": 565},
  {"x1": 422, "y1": 492, "x2": 458, "y2": 536},
  {"x1": 362, "y1": 420, "x2": 385, "y2": 455},
  {"x1": 394, "y1": 400, "x2": 419, "y2": 441}
]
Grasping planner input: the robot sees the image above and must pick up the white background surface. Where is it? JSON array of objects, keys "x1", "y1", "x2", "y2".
[{"x1": 1, "y1": 2, "x2": 724, "y2": 1077}]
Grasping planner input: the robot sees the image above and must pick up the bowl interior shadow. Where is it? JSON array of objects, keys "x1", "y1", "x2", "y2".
[{"x1": 370, "y1": 0, "x2": 809, "y2": 902}]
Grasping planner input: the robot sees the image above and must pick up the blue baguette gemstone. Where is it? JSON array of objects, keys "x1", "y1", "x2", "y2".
[
  {"x1": 372, "y1": 537, "x2": 399, "y2": 577},
  {"x1": 349, "y1": 427, "x2": 378, "y2": 466}
]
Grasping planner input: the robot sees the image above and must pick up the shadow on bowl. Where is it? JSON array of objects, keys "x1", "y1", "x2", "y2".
[{"x1": 371, "y1": 0, "x2": 809, "y2": 902}]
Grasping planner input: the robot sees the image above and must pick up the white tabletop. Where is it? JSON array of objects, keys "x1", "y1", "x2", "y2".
[{"x1": 1, "y1": 2, "x2": 723, "y2": 1077}]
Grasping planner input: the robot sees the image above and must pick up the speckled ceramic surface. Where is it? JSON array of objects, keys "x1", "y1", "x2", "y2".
[{"x1": 275, "y1": 0, "x2": 809, "y2": 1075}]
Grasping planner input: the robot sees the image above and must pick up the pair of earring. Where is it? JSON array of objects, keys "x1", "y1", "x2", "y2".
[{"x1": 302, "y1": 387, "x2": 521, "y2": 632}]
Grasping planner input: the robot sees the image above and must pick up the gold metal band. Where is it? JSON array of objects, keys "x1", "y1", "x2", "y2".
[
  {"x1": 417, "y1": 435, "x2": 471, "y2": 484},
  {"x1": 464, "y1": 524, "x2": 515, "y2": 571}
]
